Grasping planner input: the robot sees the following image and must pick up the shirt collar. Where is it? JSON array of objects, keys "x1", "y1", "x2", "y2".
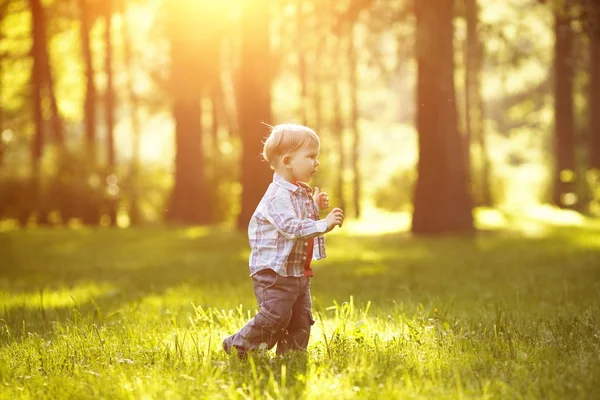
[{"x1": 273, "y1": 173, "x2": 312, "y2": 194}]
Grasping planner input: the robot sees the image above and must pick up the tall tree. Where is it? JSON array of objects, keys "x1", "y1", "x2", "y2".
[
  {"x1": 347, "y1": 19, "x2": 361, "y2": 218},
  {"x1": 29, "y1": 0, "x2": 45, "y2": 223},
  {"x1": 588, "y1": 0, "x2": 600, "y2": 172},
  {"x1": 412, "y1": 0, "x2": 474, "y2": 234},
  {"x1": 165, "y1": 1, "x2": 212, "y2": 225},
  {"x1": 79, "y1": 0, "x2": 97, "y2": 167},
  {"x1": 29, "y1": 0, "x2": 64, "y2": 222},
  {"x1": 104, "y1": 0, "x2": 117, "y2": 225},
  {"x1": 120, "y1": 0, "x2": 142, "y2": 225},
  {"x1": 552, "y1": 1, "x2": 576, "y2": 208},
  {"x1": 312, "y1": 0, "x2": 327, "y2": 133},
  {"x1": 0, "y1": 0, "x2": 6, "y2": 169},
  {"x1": 0, "y1": 1, "x2": 3, "y2": 169},
  {"x1": 296, "y1": 0, "x2": 308, "y2": 125},
  {"x1": 464, "y1": 0, "x2": 492, "y2": 206},
  {"x1": 332, "y1": 31, "x2": 346, "y2": 213},
  {"x1": 76, "y1": 0, "x2": 103, "y2": 224},
  {"x1": 237, "y1": 0, "x2": 273, "y2": 230}
]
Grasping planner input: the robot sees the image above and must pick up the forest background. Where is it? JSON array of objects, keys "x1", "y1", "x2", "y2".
[
  {"x1": 1, "y1": 0, "x2": 598, "y2": 233},
  {"x1": 2, "y1": 1, "x2": 600, "y2": 398}
]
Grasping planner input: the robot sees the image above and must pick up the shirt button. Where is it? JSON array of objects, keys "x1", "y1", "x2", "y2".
[
  {"x1": 304, "y1": 242, "x2": 308, "y2": 246},
  {"x1": 302, "y1": 256, "x2": 306, "y2": 260}
]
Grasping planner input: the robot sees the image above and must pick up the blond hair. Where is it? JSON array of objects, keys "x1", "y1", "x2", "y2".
[{"x1": 262, "y1": 123, "x2": 320, "y2": 168}]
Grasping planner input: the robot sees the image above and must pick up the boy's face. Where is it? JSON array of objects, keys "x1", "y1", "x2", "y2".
[{"x1": 282, "y1": 141, "x2": 320, "y2": 183}]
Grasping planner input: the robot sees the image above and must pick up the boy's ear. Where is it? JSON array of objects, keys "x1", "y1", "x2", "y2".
[{"x1": 281, "y1": 154, "x2": 291, "y2": 166}]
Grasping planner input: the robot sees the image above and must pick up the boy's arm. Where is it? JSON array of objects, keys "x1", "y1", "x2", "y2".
[{"x1": 266, "y1": 194, "x2": 328, "y2": 241}]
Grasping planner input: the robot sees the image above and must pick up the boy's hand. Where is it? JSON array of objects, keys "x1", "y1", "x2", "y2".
[
  {"x1": 313, "y1": 187, "x2": 330, "y2": 210},
  {"x1": 325, "y1": 207, "x2": 344, "y2": 232}
]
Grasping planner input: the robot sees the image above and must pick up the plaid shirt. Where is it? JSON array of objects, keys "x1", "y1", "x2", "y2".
[{"x1": 248, "y1": 173, "x2": 327, "y2": 277}]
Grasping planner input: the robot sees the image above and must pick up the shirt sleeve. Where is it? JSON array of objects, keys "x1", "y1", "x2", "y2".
[{"x1": 266, "y1": 192, "x2": 327, "y2": 240}]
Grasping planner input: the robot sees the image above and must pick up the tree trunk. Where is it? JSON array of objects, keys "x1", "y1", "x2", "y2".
[
  {"x1": 331, "y1": 19, "x2": 346, "y2": 213},
  {"x1": 296, "y1": 0, "x2": 308, "y2": 125},
  {"x1": 552, "y1": 4, "x2": 576, "y2": 208},
  {"x1": 33, "y1": 0, "x2": 64, "y2": 149},
  {"x1": 0, "y1": 60, "x2": 3, "y2": 169},
  {"x1": 0, "y1": 2, "x2": 5, "y2": 168},
  {"x1": 465, "y1": 0, "x2": 492, "y2": 206},
  {"x1": 478, "y1": 90, "x2": 492, "y2": 206},
  {"x1": 412, "y1": 0, "x2": 474, "y2": 235},
  {"x1": 312, "y1": 0, "x2": 328, "y2": 133},
  {"x1": 590, "y1": 7, "x2": 600, "y2": 171},
  {"x1": 210, "y1": 83, "x2": 220, "y2": 155},
  {"x1": 26, "y1": 0, "x2": 66, "y2": 224},
  {"x1": 45, "y1": 44, "x2": 64, "y2": 148},
  {"x1": 165, "y1": 1, "x2": 211, "y2": 225},
  {"x1": 120, "y1": 0, "x2": 142, "y2": 226},
  {"x1": 29, "y1": 0, "x2": 48, "y2": 224},
  {"x1": 168, "y1": 99, "x2": 209, "y2": 224},
  {"x1": 104, "y1": 2, "x2": 117, "y2": 225},
  {"x1": 236, "y1": 0, "x2": 273, "y2": 230},
  {"x1": 347, "y1": 21, "x2": 361, "y2": 218},
  {"x1": 80, "y1": 0, "x2": 96, "y2": 166}
]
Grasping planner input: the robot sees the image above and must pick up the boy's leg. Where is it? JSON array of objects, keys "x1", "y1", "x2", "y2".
[
  {"x1": 276, "y1": 276, "x2": 314, "y2": 355},
  {"x1": 223, "y1": 270, "x2": 298, "y2": 356}
]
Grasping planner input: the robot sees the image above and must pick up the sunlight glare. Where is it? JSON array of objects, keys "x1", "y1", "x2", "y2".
[
  {"x1": 524, "y1": 204, "x2": 585, "y2": 226},
  {"x1": 342, "y1": 208, "x2": 411, "y2": 235},
  {"x1": 117, "y1": 212, "x2": 131, "y2": 228},
  {"x1": 1, "y1": 128, "x2": 13, "y2": 143},
  {"x1": 1, "y1": 283, "x2": 118, "y2": 311},
  {"x1": 475, "y1": 208, "x2": 508, "y2": 229},
  {"x1": 181, "y1": 227, "x2": 211, "y2": 239}
]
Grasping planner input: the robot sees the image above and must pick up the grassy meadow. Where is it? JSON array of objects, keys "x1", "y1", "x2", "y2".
[{"x1": 1, "y1": 208, "x2": 599, "y2": 399}]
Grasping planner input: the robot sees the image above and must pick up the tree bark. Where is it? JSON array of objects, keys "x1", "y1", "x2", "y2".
[
  {"x1": 0, "y1": 11, "x2": 3, "y2": 169},
  {"x1": 29, "y1": 0, "x2": 48, "y2": 224},
  {"x1": 552, "y1": 4, "x2": 576, "y2": 208},
  {"x1": 165, "y1": 1, "x2": 211, "y2": 225},
  {"x1": 120, "y1": 0, "x2": 142, "y2": 225},
  {"x1": 412, "y1": 0, "x2": 474, "y2": 235},
  {"x1": 332, "y1": 33, "x2": 346, "y2": 213},
  {"x1": 45, "y1": 42, "x2": 64, "y2": 148},
  {"x1": 104, "y1": 1, "x2": 117, "y2": 225},
  {"x1": 168, "y1": 99, "x2": 209, "y2": 224},
  {"x1": 590, "y1": 5, "x2": 600, "y2": 171},
  {"x1": 80, "y1": 0, "x2": 97, "y2": 166},
  {"x1": 465, "y1": 0, "x2": 492, "y2": 206},
  {"x1": 0, "y1": 59, "x2": 3, "y2": 169},
  {"x1": 296, "y1": 0, "x2": 308, "y2": 125},
  {"x1": 312, "y1": 0, "x2": 328, "y2": 133},
  {"x1": 33, "y1": 0, "x2": 64, "y2": 149},
  {"x1": 236, "y1": 0, "x2": 273, "y2": 230},
  {"x1": 210, "y1": 83, "x2": 220, "y2": 155},
  {"x1": 347, "y1": 21, "x2": 361, "y2": 218}
]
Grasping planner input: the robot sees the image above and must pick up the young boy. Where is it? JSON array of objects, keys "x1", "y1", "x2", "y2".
[{"x1": 223, "y1": 123, "x2": 344, "y2": 358}]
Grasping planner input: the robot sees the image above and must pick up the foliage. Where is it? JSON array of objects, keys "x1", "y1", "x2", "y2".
[
  {"x1": 204, "y1": 138, "x2": 242, "y2": 226},
  {"x1": 372, "y1": 167, "x2": 415, "y2": 212},
  {"x1": 1, "y1": 213, "x2": 599, "y2": 398},
  {"x1": 0, "y1": 0, "x2": 597, "y2": 226},
  {"x1": 0, "y1": 147, "x2": 107, "y2": 225},
  {"x1": 585, "y1": 168, "x2": 600, "y2": 216}
]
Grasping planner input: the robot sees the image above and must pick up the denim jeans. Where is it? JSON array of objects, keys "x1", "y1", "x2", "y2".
[{"x1": 223, "y1": 269, "x2": 315, "y2": 356}]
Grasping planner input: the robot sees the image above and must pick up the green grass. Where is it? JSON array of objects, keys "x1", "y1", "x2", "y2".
[{"x1": 1, "y1": 214, "x2": 599, "y2": 399}]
